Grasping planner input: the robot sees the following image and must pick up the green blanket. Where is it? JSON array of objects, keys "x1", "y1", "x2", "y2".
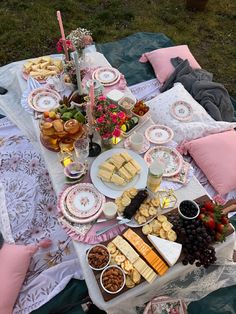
[{"x1": 96, "y1": 32, "x2": 173, "y2": 86}]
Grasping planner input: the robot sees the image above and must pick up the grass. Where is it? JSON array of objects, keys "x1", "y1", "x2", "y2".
[{"x1": 0, "y1": 0, "x2": 235, "y2": 97}]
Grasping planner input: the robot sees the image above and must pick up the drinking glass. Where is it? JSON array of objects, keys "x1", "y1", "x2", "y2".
[{"x1": 73, "y1": 138, "x2": 89, "y2": 163}]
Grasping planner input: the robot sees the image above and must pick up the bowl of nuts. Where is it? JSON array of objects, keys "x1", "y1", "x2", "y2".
[
  {"x1": 86, "y1": 244, "x2": 111, "y2": 271},
  {"x1": 100, "y1": 265, "x2": 126, "y2": 294}
]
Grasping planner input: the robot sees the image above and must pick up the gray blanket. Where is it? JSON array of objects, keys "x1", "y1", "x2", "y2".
[{"x1": 160, "y1": 57, "x2": 235, "y2": 122}]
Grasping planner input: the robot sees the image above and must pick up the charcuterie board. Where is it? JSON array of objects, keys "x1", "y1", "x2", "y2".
[{"x1": 88, "y1": 195, "x2": 235, "y2": 301}]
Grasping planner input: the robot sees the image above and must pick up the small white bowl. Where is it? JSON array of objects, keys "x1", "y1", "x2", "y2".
[
  {"x1": 64, "y1": 162, "x2": 85, "y2": 179},
  {"x1": 86, "y1": 244, "x2": 110, "y2": 271},
  {"x1": 178, "y1": 200, "x2": 200, "y2": 220},
  {"x1": 118, "y1": 96, "x2": 135, "y2": 113},
  {"x1": 103, "y1": 202, "x2": 117, "y2": 219},
  {"x1": 100, "y1": 265, "x2": 126, "y2": 294}
]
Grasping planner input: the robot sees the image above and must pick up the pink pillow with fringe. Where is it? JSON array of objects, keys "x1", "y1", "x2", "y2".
[
  {"x1": 0, "y1": 240, "x2": 52, "y2": 314},
  {"x1": 139, "y1": 45, "x2": 201, "y2": 84},
  {"x1": 178, "y1": 130, "x2": 236, "y2": 195}
]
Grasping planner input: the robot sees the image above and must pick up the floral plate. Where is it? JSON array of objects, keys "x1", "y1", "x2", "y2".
[
  {"x1": 66, "y1": 183, "x2": 104, "y2": 218},
  {"x1": 123, "y1": 136, "x2": 150, "y2": 154},
  {"x1": 170, "y1": 101, "x2": 193, "y2": 121},
  {"x1": 59, "y1": 184, "x2": 105, "y2": 224},
  {"x1": 28, "y1": 88, "x2": 61, "y2": 112},
  {"x1": 144, "y1": 146, "x2": 183, "y2": 177},
  {"x1": 32, "y1": 91, "x2": 60, "y2": 112},
  {"x1": 145, "y1": 125, "x2": 174, "y2": 144},
  {"x1": 93, "y1": 67, "x2": 120, "y2": 84}
]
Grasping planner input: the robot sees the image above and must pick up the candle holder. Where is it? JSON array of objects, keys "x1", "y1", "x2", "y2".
[{"x1": 88, "y1": 133, "x2": 101, "y2": 157}]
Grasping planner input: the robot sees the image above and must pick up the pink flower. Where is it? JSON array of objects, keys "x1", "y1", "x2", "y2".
[
  {"x1": 118, "y1": 111, "x2": 126, "y2": 119},
  {"x1": 109, "y1": 104, "x2": 117, "y2": 109},
  {"x1": 97, "y1": 105, "x2": 103, "y2": 111},
  {"x1": 97, "y1": 116, "x2": 105, "y2": 124},
  {"x1": 113, "y1": 128, "x2": 121, "y2": 137},
  {"x1": 56, "y1": 38, "x2": 74, "y2": 53},
  {"x1": 98, "y1": 95, "x2": 106, "y2": 101},
  {"x1": 82, "y1": 35, "x2": 93, "y2": 46}
]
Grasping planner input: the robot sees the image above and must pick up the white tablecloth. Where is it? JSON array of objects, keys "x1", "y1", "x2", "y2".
[{"x1": 0, "y1": 53, "x2": 235, "y2": 314}]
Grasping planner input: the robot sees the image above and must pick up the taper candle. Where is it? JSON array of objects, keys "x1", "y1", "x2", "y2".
[
  {"x1": 73, "y1": 51, "x2": 83, "y2": 95},
  {"x1": 56, "y1": 10, "x2": 69, "y2": 61}
]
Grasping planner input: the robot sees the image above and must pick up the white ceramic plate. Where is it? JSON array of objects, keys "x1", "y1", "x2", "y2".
[
  {"x1": 32, "y1": 91, "x2": 60, "y2": 112},
  {"x1": 145, "y1": 125, "x2": 174, "y2": 144},
  {"x1": 144, "y1": 146, "x2": 183, "y2": 177},
  {"x1": 170, "y1": 101, "x2": 193, "y2": 121},
  {"x1": 93, "y1": 67, "x2": 120, "y2": 84},
  {"x1": 28, "y1": 88, "x2": 61, "y2": 112},
  {"x1": 90, "y1": 148, "x2": 148, "y2": 199},
  {"x1": 59, "y1": 184, "x2": 105, "y2": 224},
  {"x1": 66, "y1": 184, "x2": 104, "y2": 218}
]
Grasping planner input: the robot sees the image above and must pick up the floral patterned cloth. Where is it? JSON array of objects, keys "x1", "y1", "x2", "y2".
[{"x1": 0, "y1": 117, "x2": 83, "y2": 314}]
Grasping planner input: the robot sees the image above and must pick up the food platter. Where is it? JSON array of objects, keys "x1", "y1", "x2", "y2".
[
  {"x1": 28, "y1": 87, "x2": 61, "y2": 112},
  {"x1": 145, "y1": 125, "x2": 174, "y2": 145},
  {"x1": 22, "y1": 56, "x2": 63, "y2": 83},
  {"x1": 144, "y1": 146, "x2": 183, "y2": 177},
  {"x1": 90, "y1": 148, "x2": 148, "y2": 198},
  {"x1": 58, "y1": 183, "x2": 105, "y2": 224},
  {"x1": 170, "y1": 101, "x2": 193, "y2": 121},
  {"x1": 88, "y1": 194, "x2": 234, "y2": 302}
]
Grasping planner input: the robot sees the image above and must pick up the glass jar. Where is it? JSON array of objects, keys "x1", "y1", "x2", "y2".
[{"x1": 147, "y1": 161, "x2": 165, "y2": 193}]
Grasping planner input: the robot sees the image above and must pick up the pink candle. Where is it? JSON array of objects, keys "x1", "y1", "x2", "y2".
[
  {"x1": 89, "y1": 80, "x2": 95, "y2": 111},
  {"x1": 57, "y1": 11, "x2": 66, "y2": 40},
  {"x1": 56, "y1": 11, "x2": 69, "y2": 61}
]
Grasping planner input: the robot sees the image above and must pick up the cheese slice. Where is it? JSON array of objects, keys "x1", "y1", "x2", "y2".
[
  {"x1": 120, "y1": 152, "x2": 132, "y2": 162},
  {"x1": 99, "y1": 161, "x2": 115, "y2": 173},
  {"x1": 147, "y1": 234, "x2": 182, "y2": 266},
  {"x1": 124, "y1": 162, "x2": 137, "y2": 177},
  {"x1": 110, "y1": 173, "x2": 125, "y2": 186},
  {"x1": 118, "y1": 166, "x2": 133, "y2": 181},
  {"x1": 97, "y1": 169, "x2": 112, "y2": 182},
  {"x1": 130, "y1": 159, "x2": 141, "y2": 173}
]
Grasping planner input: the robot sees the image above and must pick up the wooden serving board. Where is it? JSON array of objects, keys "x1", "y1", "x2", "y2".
[{"x1": 90, "y1": 195, "x2": 235, "y2": 302}]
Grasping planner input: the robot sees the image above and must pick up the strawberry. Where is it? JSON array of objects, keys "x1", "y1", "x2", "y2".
[
  {"x1": 204, "y1": 201, "x2": 214, "y2": 212},
  {"x1": 204, "y1": 216, "x2": 215, "y2": 230},
  {"x1": 198, "y1": 213, "x2": 205, "y2": 220},
  {"x1": 200, "y1": 207, "x2": 207, "y2": 213},
  {"x1": 221, "y1": 215, "x2": 229, "y2": 225},
  {"x1": 216, "y1": 223, "x2": 225, "y2": 233}
]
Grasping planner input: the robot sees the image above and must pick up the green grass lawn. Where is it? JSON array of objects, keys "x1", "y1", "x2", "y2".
[{"x1": 0, "y1": 0, "x2": 235, "y2": 97}]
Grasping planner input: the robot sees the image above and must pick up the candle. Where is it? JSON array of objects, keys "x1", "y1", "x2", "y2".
[
  {"x1": 56, "y1": 10, "x2": 69, "y2": 61},
  {"x1": 89, "y1": 80, "x2": 95, "y2": 111},
  {"x1": 73, "y1": 51, "x2": 83, "y2": 95},
  {"x1": 86, "y1": 101, "x2": 94, "y2": 135}
]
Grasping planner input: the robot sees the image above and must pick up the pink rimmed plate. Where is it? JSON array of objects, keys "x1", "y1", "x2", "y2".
[
  {"x1": 32, "y1": 91, "x2": 60, "y2": 112},
  {"x1": 144, "y1": 146, "x2": 183, "y2": 177},
  {"x1": 145, "y1": 125, "x2": 174, "y2": 145},
  {"x1": 92, "y1": 67, "x2": 120, "y2": 84},
  {"x1": 28, "y1": 88, "x2": 61, "y2": 112},
  {"x1": 66, "y1": 184, "x2": 104, "y2": 218},
  {"x1": 59, "y1": 184, "x2": 105, "y2": 224},
  {"x1": 123, "y1": 136, "x2": 150, "y2": 154},
  {"x1": 170, "y1": 101, "x2": 193, "y2": 121}
]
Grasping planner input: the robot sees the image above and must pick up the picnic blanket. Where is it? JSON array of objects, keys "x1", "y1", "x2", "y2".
[
  {"x1": 0, "y1": 117, "x2": 84, "y2": 313},
  {"x1": 160, "y1": 58, "x2": 235, "y2": 122}
]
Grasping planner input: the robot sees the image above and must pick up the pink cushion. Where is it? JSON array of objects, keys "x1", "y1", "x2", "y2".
[
  {"x1": 139, "y1": 45, "x2": 201, "y2": 84},
  {"x1": 0, "y1": 243, "x2": 38, "y2": 314},
  {"x1": 180, "y1": 130, "x2": 236, "y2": 195}
]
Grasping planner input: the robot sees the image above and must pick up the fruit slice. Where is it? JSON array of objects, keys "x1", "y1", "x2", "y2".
[{"x1": 147, "y1": 234, "x2": 182, "y2": 266}]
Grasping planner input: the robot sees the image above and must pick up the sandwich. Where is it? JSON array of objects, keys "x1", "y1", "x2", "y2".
[
  {"x1": 98, "y1": 169, "x2": 112, "y2": 182},
  {"x1": 110, "y1": 173, "x2": 125, "y2": 186}
]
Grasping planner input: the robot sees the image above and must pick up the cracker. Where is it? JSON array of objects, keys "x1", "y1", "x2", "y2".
[
  {"x1": 142, "y1": 224, "x2": 152, "y2": 235},
  {"x1": 107, "y1": 242, "x2": 117, "y2": 254},
  {"x1": 157, "y1": 215, "x2": 168, "y2": 223},
  {"x1": 126, "y1": 275, "x2": 135, "y2": 288}
]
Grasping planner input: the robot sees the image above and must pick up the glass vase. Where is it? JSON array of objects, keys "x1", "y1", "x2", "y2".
[{"x1": 101, "y1": 137, "x2": 113, "y2": 150}]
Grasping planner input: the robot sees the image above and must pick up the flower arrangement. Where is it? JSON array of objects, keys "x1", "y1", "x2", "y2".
[
  {"x1": 67, "y1": 28, "x2": 93, "y2": 52},
  {"x1": 94, "y1": 96, "x2": 126, "y2": 140}
]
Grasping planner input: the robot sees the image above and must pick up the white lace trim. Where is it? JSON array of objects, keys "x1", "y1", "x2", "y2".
[{"x1": 0, "y1": 182, "x2": 14, "y2": 243}]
